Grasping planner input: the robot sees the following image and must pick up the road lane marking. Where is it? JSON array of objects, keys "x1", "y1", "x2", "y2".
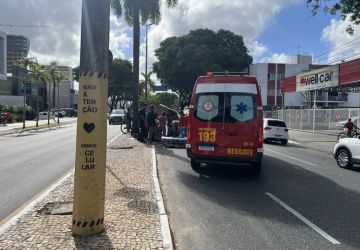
[
  {"x1": 265, "y1": 192, "x2": 340, "y2": 245},
  {"x1": 265, "y1": 148, "x2": 318, "y2": 167},
  {"x1": 107, "y1": 132, "x2": 123, "y2": 146}
]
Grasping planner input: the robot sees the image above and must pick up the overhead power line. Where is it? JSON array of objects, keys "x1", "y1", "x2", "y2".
[{"x1": 312, "y1": 36, "x2": 360, "y2": 61}]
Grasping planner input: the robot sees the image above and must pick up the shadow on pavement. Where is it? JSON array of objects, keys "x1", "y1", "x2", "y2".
[
  {"x1": 175, "y1": 154, "x2": 360, "y2": 249},
  {"x1": 156, "y1": 146, "x2": 189, "y2": 165},
  {"x1": 108, "y1": 166, "x2": 158, "y2": 215},
  {"x1": 346, "y1": 165, "x2": 360, "y2": 172},
  {"x1": 73, "y1": 230, "x2": 114, "y2": 249}
]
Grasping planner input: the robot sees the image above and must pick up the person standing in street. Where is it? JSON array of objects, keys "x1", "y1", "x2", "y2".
[
  {"x1": 146, "y1": 105, "x2": 157, "y2": 143},
  {"x1": 159, "y1": 112, "x2": 167, "y2": 136},
  {"x1": 344, "y1": 118, "x2": 358, "y2": 137},
  {"x1": 179, "y1": 111, "x2": 188, "y2": 137},
  {"x1": 138, "y1": 104, "x2": 148, "y2": 142},
  {"x1": 125, "y1": 108, "x2": 132, "y2": 133}
]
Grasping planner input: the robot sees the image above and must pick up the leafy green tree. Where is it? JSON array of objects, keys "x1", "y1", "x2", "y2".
[
  {"x1": 140, "y1": 92, "x2": 178, "y2": 109},
  {"x1": 153, "y1": 29, "x2": 253, "y2": 108},
  {"x1": 307, "y1": 0, "x2": 360, "y2": 34},
  {"x1": 110, "y1": 0, "x2": 178, "y2": 134},
  {"x1": 108, "y1": 58, "x2": 133, "y2": 112},
  {"x1": 73, "y1": 65, "x2": 80, "y2": 82}
]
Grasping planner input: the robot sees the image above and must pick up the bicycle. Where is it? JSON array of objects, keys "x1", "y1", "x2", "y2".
[
  {"x1": 120, "y1": 117, "x2": 131, "y2": 134},
  {"x1": 337, "y1": 128, "x2": 360, "y2": 141}
]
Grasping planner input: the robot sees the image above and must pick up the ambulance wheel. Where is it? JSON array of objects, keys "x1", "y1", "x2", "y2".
[
  {"x1": 191, "y1": 159, "x2": 201, "y2": 171},
  {"x1": 251, "y1": 162, "x2": 262, "y2": 175}
]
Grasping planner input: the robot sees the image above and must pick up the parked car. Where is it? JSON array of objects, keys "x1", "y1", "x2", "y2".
[
  {"x1": 51, "y1": 109, "x2": 66, "y2": 118},
  {"x1": 263, "y1": 118, "x2": 289, "y2": 145},
  {"x1": 62, "y1": 108, "x2": 77, "y2": 117},
  {"x1": 108, "y1": 109, "x2": 125, "y2": 125},
  {"x1": 336, "y1": 116, "x2": 360, "y2": 130},
  {"x1": 38, "y1": 111, "x2": 55, "y2": 120},
  {"x1": 334, "y1": 137, "x2": 360, "y2": 168}
]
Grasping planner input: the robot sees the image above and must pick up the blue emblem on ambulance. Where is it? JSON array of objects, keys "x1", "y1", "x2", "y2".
[{"x1": 236, "y1": 102, "x2": 247, "y2": 114}]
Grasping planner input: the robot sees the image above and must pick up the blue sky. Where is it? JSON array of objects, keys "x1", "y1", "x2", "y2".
[
  {"x1": 257, "y1": 2, "x2": 335, "y2": 60},
  {"x1": 0, "y1": 0, "x2": 359, "y2": 77}
]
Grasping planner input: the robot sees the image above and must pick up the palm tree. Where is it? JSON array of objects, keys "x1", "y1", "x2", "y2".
[
  {"x1": 14, "y1": 57, "x2": 44, "y2": 127},
  {"x1": 43, "y1": 61, "x2": 66, "y2": 124},
  {"x1": 140, "y1": 71, "x2": 155, "y2": 94},
  {"x1": 110, "y1": 0, "x2": 177, "y2": 135}
]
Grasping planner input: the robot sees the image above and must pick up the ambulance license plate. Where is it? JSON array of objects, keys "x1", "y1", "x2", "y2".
[{"x1": 198, "y1": 145, "x2": 215, "y2": 151}]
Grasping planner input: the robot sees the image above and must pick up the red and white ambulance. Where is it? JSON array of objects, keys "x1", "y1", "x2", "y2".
[{"x1": 186, "y1": 72, "x2": 264, "y2": 174}]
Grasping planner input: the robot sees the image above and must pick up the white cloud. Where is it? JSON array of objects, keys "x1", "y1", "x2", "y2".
[
  {"x1": 0, "y1": 0, "x2": 132, "y2": 67},
  {"x1": 320, "y1": 16, "x2": 360, "y2": 64},
  {"x1": 260, "y1": 53, "x2": 292, "y2": 63},
  {"x1": 0, "y1": 0, "x2": 82, "y2": 67},
  {"x1": 109, "y1": 15, "x2": 132, "y2": 60},
  {"x1": 1, "y1": 0, "x2": 303, "y2": 71},
  {"x1": 142, "y1": 0, "x2": 300, "y2": 73},
  {"x1": 246, "y1": 40, "x2": 268, "y2": 59}
]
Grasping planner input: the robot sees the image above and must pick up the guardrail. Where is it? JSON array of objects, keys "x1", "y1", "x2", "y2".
[{"x1": 264, "y1": 108, "x2": 360, "y2": 134}]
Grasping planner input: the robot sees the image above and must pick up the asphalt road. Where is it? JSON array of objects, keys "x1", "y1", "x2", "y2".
[
  {"x1": 0, "y1": 122, "x2": 121, "y2": 222},
  {"x1": 156, "y1": 142, "x2": 360, "y2": 250}
]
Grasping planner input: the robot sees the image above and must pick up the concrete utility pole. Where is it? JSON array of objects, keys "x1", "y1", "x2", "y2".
[{"x1": 72, "y1": 0, "x2": 110, "y2": 236}]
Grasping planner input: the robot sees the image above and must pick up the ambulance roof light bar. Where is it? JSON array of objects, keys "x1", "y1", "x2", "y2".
[{"x1": 207, "y1": 71, "x2": 247, "y2": 76}]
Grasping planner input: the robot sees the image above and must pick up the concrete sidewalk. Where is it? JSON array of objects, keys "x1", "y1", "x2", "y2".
[
  {"x1": 0, "y1": 133, "x2": 171, "y2": 249},
  {"x1": 288, "y1": 129, "x2": 338, "y2": 155}
]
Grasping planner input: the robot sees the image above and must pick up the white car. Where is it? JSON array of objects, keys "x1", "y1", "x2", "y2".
[
  {"x1": 334, "y1": 137, "x2": 360, "y2": 168},
  {"x1": 263, "y1": 118, "x2": 289, "y2": 145},
  {"x1": 108, "y1": 109, "x2": 126, "y2": 125}
]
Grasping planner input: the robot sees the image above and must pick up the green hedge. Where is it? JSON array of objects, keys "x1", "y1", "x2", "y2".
[{"x1": 0, "y1": 104, "x2": 36, "y2": 123}]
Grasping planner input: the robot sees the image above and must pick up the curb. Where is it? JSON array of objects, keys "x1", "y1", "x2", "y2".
[
  {"x1": 152, "y1": 146, "x2": 174, "y2": 250},
  {"x1": 289, "y1": 128, "x2": 339, "y2": 137}
]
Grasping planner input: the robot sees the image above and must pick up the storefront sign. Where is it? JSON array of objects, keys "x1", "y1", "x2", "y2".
[{"x1": 296, "y1": 66, "x2": 339, "y2": 92}]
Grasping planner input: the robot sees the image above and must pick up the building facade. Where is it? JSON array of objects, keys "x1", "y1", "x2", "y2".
[
  {"x1": 249, "y1": 55, "x2": 312, "y2": 108},
  {"x1": 6, "y1": 35, "x2": 30, "y2": 74},
  {"x1": 280, "y1": 57, "x2": 360, "y2": 108},
  {"x1": 0, "y1": 31, "x2": 6, "y2": 80}
]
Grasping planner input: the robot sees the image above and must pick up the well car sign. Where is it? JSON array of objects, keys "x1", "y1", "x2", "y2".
[{"x1": 296, "y1": 66, "x2": 339, "y2": 92}]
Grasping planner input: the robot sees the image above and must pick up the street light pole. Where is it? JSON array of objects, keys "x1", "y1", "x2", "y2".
[
  {"x1": 22, "y1": 81, "x2": 26, "y2": 129},
  {"x1": 145, "y1": 24, "x2": 149, "y2": 102}
]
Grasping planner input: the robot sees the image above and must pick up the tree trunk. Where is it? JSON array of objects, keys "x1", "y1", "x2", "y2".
[
  {"x1": 52, "y1": 81, "x2": 56, "y2": 109},
  {"x1": 131, "y1": 7, "x2": 140, "y2": 135}
]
